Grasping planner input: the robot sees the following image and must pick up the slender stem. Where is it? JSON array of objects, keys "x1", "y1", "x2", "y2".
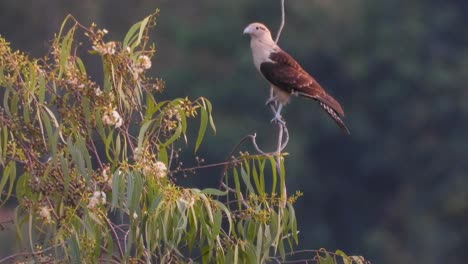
[
  {"x1": 221, "y1": 182, "x2": 250, "y2": 208},
  {"x1": 0, "y1": 243, "x2": 62, "y2": 263},
  {"x1": 275, "y1": 0, "x2": 288, "y2": 207},
  {"x1": 250, "y1": 133, "x2": 267, "y2": 155},
  {"x1": 103, "y1": 213, "x2": 124, "y2": 259},
  {"x1": 275, "y1": 0, "x2": 286, "y2": 43},
  {"x1": 89, "y1": 138, "x2": 104, "y2": 169},
  {"x1": 270, "y1": 0, "x2": 286, "y2": 101}
]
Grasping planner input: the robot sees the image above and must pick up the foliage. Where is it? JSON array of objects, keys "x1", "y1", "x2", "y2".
[{"x1": 0, "y1": 11, "x2": 368, "y2": 264}]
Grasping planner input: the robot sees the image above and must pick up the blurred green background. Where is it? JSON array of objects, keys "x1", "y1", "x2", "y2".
[{"x1": 1, "y1": 1, "x2": 468, "y2": 263}]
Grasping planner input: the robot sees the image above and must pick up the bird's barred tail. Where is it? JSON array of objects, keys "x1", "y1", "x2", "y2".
[{"x1": 315, "y1": 99, "x2": 350, "y2": 134}]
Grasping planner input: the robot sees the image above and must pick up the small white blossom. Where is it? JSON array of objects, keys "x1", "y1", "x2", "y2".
[
  {"x1": 132, "y1": 55, "x2": 152, "y2": 79},
  {"x1": 138, "y1": 55, "x2": 152, "y2": 70},
  {"x1": 102, "y1": 108, "x2": 123, "y2": 128},
  {"x1": 39, "y1": 206, "x2": 51, "y2": 222},
  {"x1": 94, "y1": 88, "x2": 103, "y2": 96},
  {"x1": 111, "y1": 110, "x2": 123, "y2": 128},
  {"x1": 88, "y1": 191, "x2": 106, "y2": 209},
  {"x1": 154, "y1": 161, "x2": 167, "y2": 178},
  {"x1": 133, "y1": 147, "x2": 142, "y2": 161},
  {"x1": 133, "y1": 212, "x2": 138, "y2": 219},
  {"x1": 93, "y1": 41, "x2": 116, "y2": 55}
]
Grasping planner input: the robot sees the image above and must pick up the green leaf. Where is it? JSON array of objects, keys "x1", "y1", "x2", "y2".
[
  {"x1": 148, "y1": 194, "x2": 163, "y2": 214},
  {"x1": 134, "y1": 16, "x2": 150, "y2": 49},
  {"x1": 201, "y1": 245, "x2": 212, "y2": 264},
  {"x1": 211, "y1": 209, "x2": 222, "y2": 238},
  {"x1": 158, "y1": 146, "x2": 168, "y2": 165},
  {"x1": 195, "y1": 101, "x2": 208, "y2": 152},
  {"x1": 251, "y1": 159, "x2": 264, "y2": 195},
  {"x1": 75, "y1": 56, "x2": 87, "y2": 75},
  {"x1": 22, "y1": 101, "x2": 31, "y2": 124},
  {"x1": 40, "y1": 109, "x2": 53, "y2": 150},
  {"x1": 3, "y1": 88, "x2": 11, "y2": 117},
  {"x1": 199, "y1": 194, "x2": 214, "y2": 223},
  {"x1": 102, "y1": 61, "x2": 112, "y2": 93},
  {"x1": 212, "y1": 200, "x2": 233, "y2": 235},
  {"x1": 42, "y1": 105, "x2": 59, "y2": 128},
  {"x1": 317, "y1": 249, "x2": 335, "y2": 264},
  {"x1": 0, "y1": 160, "x2": 15, "y2": 205},
  {"x1": 335, "y1": 250, "x2": 350, "y2": 264},
  {"x1": 240, "y1": 166, "x2": 255, "y2": 194},
  {"x1": 255, "y1": 224, "x2": 263, "y2": 263},
  {"x1": 175, "y1": 103, "x2": 188, "y2": 134},
  {"x1": 10, "y1": 91, "x2": 19, "y2": 117},
  {"x1": 234, "y1": 243, "x2": 239, "y2": 264},
  {"x1": 203, "y1": 97, "x2": 216, "y2": 133},
  {"x1": 111, "y1": 170, "x2": 122, "y2": 210},
  {"x1": 68, "y1": 233, "x2": 82, "y2": 264},
  {"x1": 137, "y1": 119, "x2": 153, "y2": 150},
  {"x1": 278, "y1": 237, "x2": 286, "y2": 260},
  {"x1": 232, "y1": 168, "x2": 242, "y2": 210},
  {"x1": 160, "y1": 123, "x2": 182, "y2": 148},
  {"x1": 287, "y1": 202, "x2": 299, "y2": 244},
  {"x1": 81, "y1": 97, "x2": 92, "y2": 129},
  {"x1": 176, "y1": 199, "x2": 188, "y2": 230},
  {"x1": 58, "y1": 25, "x2": 76, "y2": 79},
  {"x1": 103, "y1": 130, "x2": 114, "y2": 163},
  {"x1": 268, "y1": 156, "x2": 277, "y2": 194},
  {"x1": 37, "y1": 72, "x2": 46, "y2": 104},
  {"x1": 123, "y1": 22, "x2": 141, "y2": 50},
  {"x1": 123, "y1": 13, "x2": 151, "y2": 51},
  {"x1": 145, "y1": 100, "x2": 167, "y2": 120},
  {"x1": 115, "y1": 132, "x2": 121, "y2": 159},
  {"x1": 0, "y1": 127, "x2": 8, "y2": 165},
  {"x1": 273, "y1": 209, "x2": 282, "y2": 254},
  {"x1": 127, "y1": 172, "x2": 143, "y2": 213},
  {"x1": 201, "y1": 188, "x2": 228, "y2": 196}
]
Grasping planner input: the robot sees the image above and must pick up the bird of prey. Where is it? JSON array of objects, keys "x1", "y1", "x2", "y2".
[{"x1": 243, "y1": 22, "x2": 350, "y2": 134}]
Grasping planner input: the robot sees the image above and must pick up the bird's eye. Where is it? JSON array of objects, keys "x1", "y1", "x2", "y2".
[{"x1": 256, "y1": 26, "x2": 259, "y2": 30}]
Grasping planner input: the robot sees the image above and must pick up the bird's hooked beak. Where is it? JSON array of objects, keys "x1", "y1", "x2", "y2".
[{"x1": 243, "y1": 25, "x2": 253, "y2": 35}]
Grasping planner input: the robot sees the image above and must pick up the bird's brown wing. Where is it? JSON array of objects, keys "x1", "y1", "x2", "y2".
[{"x1": 260, "y1": 50, "x2": 349, "y2": 133}]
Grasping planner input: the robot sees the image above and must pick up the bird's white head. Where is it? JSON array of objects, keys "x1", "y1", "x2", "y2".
[{"x1": 243, "y1": 22, "x2": 274, "y2": 42}]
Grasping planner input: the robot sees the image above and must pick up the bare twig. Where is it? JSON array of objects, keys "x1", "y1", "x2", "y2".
[
  {"x1": 103, "y1": 213, "x2": 124, "y2": 259},
  {"x1": 281, "y1": 124, "x2": 290, "y2": 150},
  {"x1": 269, "y1": 0, "x2": 287, "y2": 103},
  {"x1": 0, "y1": 243, "x2": 62, "y2": 263},
  {"x1": 267, "y1": 249, "x2": 371, "y2": 264},
  {"x1": 250, "y1": 133, "x2": 268, "y2": 155},
  {"x1": 218, "y1": 134, "x2": 263, "y2": 187},
  {"x1": 275, "y1": 0, "x2": 286, "y2": 43},
  {"x1": 220, "y1": 182, "x2": 250, "y2": 208}
]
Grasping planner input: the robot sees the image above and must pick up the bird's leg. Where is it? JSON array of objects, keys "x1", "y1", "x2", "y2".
[
  {"x1": 266, "y1": 86, "x2": 278, "y2": 106},
  {"x1": 271, "y1": 104, "x2": 285, "y2": 125},
  {"x1": 265, "y1": 95, "x2": 277, "y2": 106}
]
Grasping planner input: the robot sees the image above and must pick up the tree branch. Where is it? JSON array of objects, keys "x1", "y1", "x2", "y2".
[{"x1": 274, "y1": 0, "x2": 288, "y2": 207}]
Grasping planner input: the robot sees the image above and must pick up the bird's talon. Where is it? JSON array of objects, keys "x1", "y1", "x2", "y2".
[{"x1": 270, "y1": 115, "x2": 285, "y2": 125}]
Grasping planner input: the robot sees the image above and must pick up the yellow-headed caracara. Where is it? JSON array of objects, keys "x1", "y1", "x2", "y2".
[{"x1": 243, "y1": 22, "x2": 350, "y2": 134}]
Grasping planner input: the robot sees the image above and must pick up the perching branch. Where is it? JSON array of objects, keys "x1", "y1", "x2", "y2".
[{"x1": 274, "y1": 0, "x2": 288, "y2": 207}]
